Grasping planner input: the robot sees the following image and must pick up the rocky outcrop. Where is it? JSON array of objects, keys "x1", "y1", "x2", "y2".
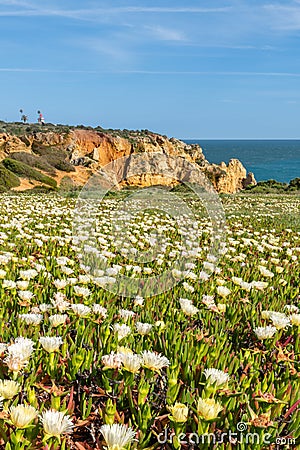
[
  {"x1": 0, "y1": 125, "x2": 256, "y2": 193},
  {"x1": 215, "y1": 159, "x2": 250, "y2": 193},
  {"x1": 242, "y1": 172, "x2": 256, "y2": 189},
  {"x1": 0, "y1": 133, "x2": 29, "y2": 157},
  {"x1": 70, "y1": 131, "x2": 132, "y2": 167}
]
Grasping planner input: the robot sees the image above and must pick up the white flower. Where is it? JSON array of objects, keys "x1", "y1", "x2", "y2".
[
  {"x1": 0, "y1": 269, "x2": 6, "y2": 279},
  {"x1": 18, "y1": 291, "x2": 34, "y2": 302},
  {"x1": 179, "y1": 298, "x2": 199, "y2": 316},
  {"x1": 261, "y1": 310, "x2": 277, "y2": 320},
  {"x1": 71, "y1": 304, "x2": 91, "y2": 317},
  {"x1": 284, "y1": 305, "x2": 299, "y2": 314},
  {"x1": 203, "y1": 368, "x2": 229, "y2": 386},
  {"x1": 100, "y1": 424, "x2": 136, "y2": 450},
  {"x1": 34, "y1": 239, "x2": 43, "y2": 247},
  {"x1": 203, "y1": 262, "x2": 215, "y2": 272},
  {"x1": 92, "y1": 304, "x2": 107, "y2": 317},
  {"x1": 60, "y1": 266, "x2": 74, "y2": 275},
  {"x1": 135, "y1": 322, "x2": 153, "y2": 335},
  {"x1": 120, "y1": 352, "x2": 141, "y2": 373},
  {"x1": 8, "y1": 337, "x2": 35, "y2": 359},
  {"x1": 102, "y1": 352, "x2": 122, "y2": 369},
  {"x1": 19, "y1": 269, "x2": 38, "y2": 280},
  {"x1": 182, "y1": 282, "x2": 194, "y2": 293},
  {"x1": 4, "y1": 355, "x2": 29, "y2": 372},
  {"x1": 113, "y1": 323, "x2": 131, "y2": 340},
  {"x1": 10, "y1": 405, "x2": 37, "y2": 428},
  {"x1": 254, "y1": 326, "x2": 277, "y2": 340},
  {"x1": 2, "y1": 280, "x2": 16, "y2": 289},
  {"x1": 133, "y1": 296, "x2": 144, "y2": 306},
  {"x1": 250, "y1": 281, "x2": 268, "y2": 291},
  {"x1": 39, "y1": 337, "x2": 63, "y2": 353},
  {"x1": 0, "y1": 380, "x2": 21, "y2": 399},
  {"x1": 53, "y1": 279, "x2": 68, "y2": 290},
  {"x1": 49, "y1": 314, "x2": 68, "y2": 327},
  {"x1": 141, "y1": 350, "x2": 170, "y2": 372},
  {"x1": 172, "y1": 269, "x2": 182, "y2": 278},
  {"x1": 291, "y1": 314, "x2": 300, "y2": 326},
  {"x1": 73, "y1": 286, "x2": 91, "y2": 297},
  {"x1": 202, "y1": 295, "x2": 215, "y2": 307},
  {"x1": 16, "y1": 281, "x2": 29, "y2": 290},
  {"x1": 258, "y1": 266, "x2": 274, "y2": 278},
  {"x1": 168, "y1": 403, "x2": 189, "y2": 423},
  {"x1": 197, "y1": 398, "x2": 223, "y2": 420},
  {"x1": 56, "y1": 256, "x2": 72, "y2": 266},
  {"x1": 216, "y1": 286, "x2": 231, "y2": 298},
  {"x1": 51, "y1": 293, "x2": 70, "y2": 312},
  {"x1": 119, "y1": 309, "x2": 135, "y2": 320},
  {"x1": 199, "y1": 271, "x2": 210, "y2": 281},
  {"x1": 18, "y1": 313, "x2": 43, "y2": 325},
  {"x1": 270, "y1": 314, "x2": 290, "y2": 330},
  {"x1": 40, "y1": 409, "x2": 73, "y2": 437},
  {"x1": 78, "y1": 274, "x2": 91, "y2": 284},
  {"x1": 0, "y1": 343, "x2": 7, "y2": 353},
  {"x1": 39, "y1": 303, "x2": 53, "y2": 313}
]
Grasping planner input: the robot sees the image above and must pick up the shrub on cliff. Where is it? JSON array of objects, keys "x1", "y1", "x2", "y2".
[
  {"x1": 245, "y1": 179, "x2": 288, "y2": 193},
  {"x1": 9, "y1": 152, "x2": 56, "y2": 176},
  {"x1": 0, "y1": 164, "x2": 20, "y2": 191},
  {"x1": 32, "y1": 147, "x2": 75, "y2": 172},
  {"x1": 288, "y1": 178, "x2": 300, "y2": 190},
  {"x1": 2, "y1": 158, "x2": 57, "y2": 188}
]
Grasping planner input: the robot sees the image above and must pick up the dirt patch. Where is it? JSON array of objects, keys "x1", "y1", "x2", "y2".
[{"x1": 11, "y1": 178, "x2": 42, "y2": 191}]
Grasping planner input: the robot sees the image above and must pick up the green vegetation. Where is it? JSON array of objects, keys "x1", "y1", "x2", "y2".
[
  {"x1": 0, "y1": 121, "x2": 73, "y2": 136},
  {"x1": 2, "y1": 158, "x2": 57, "y2": 188},
  {"x1": 0, "y1": 121, "x2": 154, "y2": 141},
  {"x1": 9, "y1": 152, "x2": 56, "y2": 175},
  {"x1": 246, "y1": 178, "x2": 300, "y2": 193},
  {"x1": 32, "y1": 146, "x2": 75, "y2": 172},
  {"x1": 0, "y1": 164, "x2": 20, "y2": 191}
]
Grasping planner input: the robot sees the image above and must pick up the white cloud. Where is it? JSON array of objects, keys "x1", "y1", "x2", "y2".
[
  {"x1": 145, "y1": 25, "x2": 186, "y2": 42},
  {"x1": 263, "y1": 3, "x2": 300, "y2": 30},
  {"x1": 1, "y1": 68, "x2": 300, "y2": 77},
  {"x1": 0, "y1": 4, "x2": 232, "y2": 19}
]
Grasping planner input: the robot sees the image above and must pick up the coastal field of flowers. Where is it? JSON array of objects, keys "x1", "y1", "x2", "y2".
[{"x1": 0, "y1": 192, "x2": 299, "y2": 449}]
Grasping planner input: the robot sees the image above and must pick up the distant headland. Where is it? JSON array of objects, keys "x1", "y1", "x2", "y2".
[{"x1": 0, "y1": 120, "x2": 298, "y2": 194}]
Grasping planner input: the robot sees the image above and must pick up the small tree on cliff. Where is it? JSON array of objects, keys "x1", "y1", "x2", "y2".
[{"x1": 19, "y1": 109, "x2": 28, "y2": 123}]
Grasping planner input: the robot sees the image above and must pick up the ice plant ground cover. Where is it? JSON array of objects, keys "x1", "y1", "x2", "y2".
[{"x1": 0, "y1": 192, "x2": 299, "y2": 449}]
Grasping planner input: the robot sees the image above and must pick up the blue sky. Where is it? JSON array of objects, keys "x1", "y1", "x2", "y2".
[{"x1": 0, "y1": 0, "x2": 300, "y2": 138}]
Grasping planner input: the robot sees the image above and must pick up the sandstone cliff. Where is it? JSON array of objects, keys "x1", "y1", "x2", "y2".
[{"x1": 0, "y1": 123, "x2": 256, "y2": 193}]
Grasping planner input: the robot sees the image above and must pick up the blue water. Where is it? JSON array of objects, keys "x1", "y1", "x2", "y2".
[{"x1": 184, "y1": 140, "x2": 300, "y2": 183}]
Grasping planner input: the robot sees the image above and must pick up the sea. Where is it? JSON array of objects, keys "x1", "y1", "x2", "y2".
[{"x1": 184, "y1": 140, "x2": 300, "y2": 183}]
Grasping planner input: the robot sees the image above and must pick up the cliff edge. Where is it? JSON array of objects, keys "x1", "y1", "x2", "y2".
[{"x1": 0, "y1": 122, "x2": 256, "y2": 193}]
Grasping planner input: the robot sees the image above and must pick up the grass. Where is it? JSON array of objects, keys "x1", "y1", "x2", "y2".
[
  {"x1": 0, "y1": 164, "x2": 20, "y2": 191},
  {"x1": 2, "y1": 158, "x2": 57, "y2": 188}
]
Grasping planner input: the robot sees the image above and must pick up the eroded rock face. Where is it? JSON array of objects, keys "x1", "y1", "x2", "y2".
[
  {"x1": 243, "y1": 172, "x2": 257, "y2": 188},
  {"x1": 0, "y1": 127, "x2": 256, "y2": 193},
  {"x1": 216, "y1": 159, "x2": 250, "y2": 193},
  {"x1": 0, "y1": 133, "x2": 29, "y2": 156}
]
